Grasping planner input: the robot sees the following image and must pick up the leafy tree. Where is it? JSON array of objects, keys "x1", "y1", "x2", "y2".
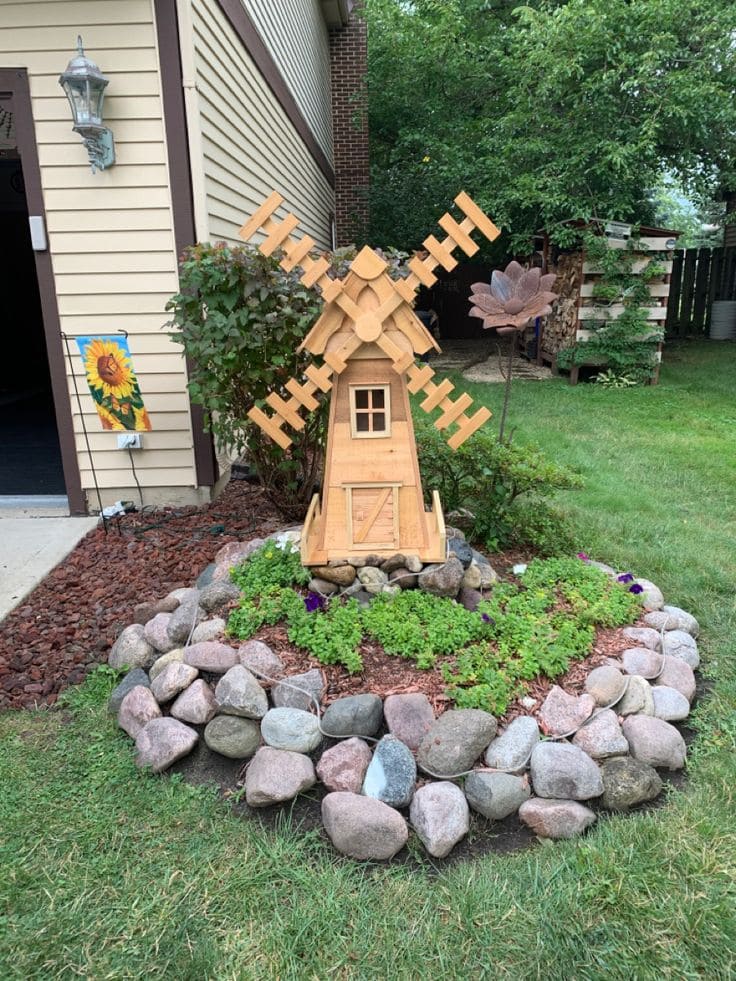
[{"x1": 367, "y1": 0, "x2": 736, "y2": 251}]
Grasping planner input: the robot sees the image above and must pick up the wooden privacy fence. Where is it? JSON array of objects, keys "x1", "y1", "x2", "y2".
[{"x1": 666, "y1": 246, "x2": 736, "y2": 336}]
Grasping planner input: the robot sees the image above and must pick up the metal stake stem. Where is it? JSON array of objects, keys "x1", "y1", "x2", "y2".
[{"x1": 61, "y1": 331, "x2": 108, "y2": 535}]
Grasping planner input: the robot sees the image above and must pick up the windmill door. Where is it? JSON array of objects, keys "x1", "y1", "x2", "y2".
[{"x1": 345, "y1": 482, "x2": 400, "y2": 551}]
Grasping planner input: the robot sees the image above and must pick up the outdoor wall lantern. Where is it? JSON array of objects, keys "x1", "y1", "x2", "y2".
[{"x1": 59, "y1": 36, "x2": 115, "y2": 173}]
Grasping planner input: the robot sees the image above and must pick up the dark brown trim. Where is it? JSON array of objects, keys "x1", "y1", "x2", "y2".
[
  {"x1": 0, "y1": 68, "x2": 86, "y2": 514},
  {"x1": 216, "y1": 0, "x2": 336, "y2": 188},
  {"x1": 154, "y1": 0, "x2": 217, "y2": 488}
]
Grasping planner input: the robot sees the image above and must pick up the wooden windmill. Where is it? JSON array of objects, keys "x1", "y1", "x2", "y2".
[{"x1": 239, "y1": 191, "x2": 500, "y2": 566}]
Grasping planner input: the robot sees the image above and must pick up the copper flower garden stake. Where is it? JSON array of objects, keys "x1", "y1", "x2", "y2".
[{"x1": 469, "y1": 262, "x2": 558, "y2": 441}]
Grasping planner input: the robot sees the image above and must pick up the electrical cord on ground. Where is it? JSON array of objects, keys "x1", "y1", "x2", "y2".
[{"x1": 127, "y1": 447, "x2": 145, "y2": 511}]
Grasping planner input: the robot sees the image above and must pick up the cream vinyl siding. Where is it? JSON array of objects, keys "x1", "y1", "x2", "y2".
[
  {"x1": 243, "y1": 0, "x2": 333, "y2": 159},
  {"x1": 0, "y1": 0, "x2": 198, "y2": 507},
  {"x1": 190, "y1": 0, "x2": 334, "y2": 247}
]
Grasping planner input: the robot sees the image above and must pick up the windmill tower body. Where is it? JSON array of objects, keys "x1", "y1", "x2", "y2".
[{"x1": 239, "y1": 191, "x2": 500, "y2": 567}]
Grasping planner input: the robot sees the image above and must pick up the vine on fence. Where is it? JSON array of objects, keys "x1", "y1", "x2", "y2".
[{"x1": 557, "y1": 231, "x2": 668, "y2": 384}]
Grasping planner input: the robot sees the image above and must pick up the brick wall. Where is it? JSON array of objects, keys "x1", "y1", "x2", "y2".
[{"x1": 329, "y1": 7, "x2": 369, "y2": 247}]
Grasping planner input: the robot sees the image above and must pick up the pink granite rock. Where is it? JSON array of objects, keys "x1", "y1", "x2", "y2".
[
  {"x1": 519, "y1": 798, "x2": 596, "y2": 839},
  {"x1": 182, "y1": 641, "x2": 240, "y2": 673},
  {"x1": 316, "y1": 738, "x2": 373, "y2": 793},
  {"x1": 150, "y1": 662, "x2": 199, "y2": 703},
  {"x1": 135, "y1": 717, "x2": 198, "y2": 773},
  {"x1": 118, "y1": 685, "x2": 161, "y2": 738},
  {"x1": 383, "y1": 693, "x2": 435, "y2": 751},
  {"x1": 538, "y1": 686, "x2": 595, "y2": 736},
  {"x1": 170, "y1": 679, "x2": 217, "y2": 724}
]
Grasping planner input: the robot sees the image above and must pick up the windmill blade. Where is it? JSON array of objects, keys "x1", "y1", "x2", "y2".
[
  {"x1": 400, "y1": 360, "x2": 493, "y2": 450},
  {"x1": 246, "y1": 330, "x2": 362, "y2": 448},
  {"x1": 402, "y1": 191, "x2": 502, "y2": 294},
  {"x1": 240, "y1": 191, "x2": 351, "y2": 308}
]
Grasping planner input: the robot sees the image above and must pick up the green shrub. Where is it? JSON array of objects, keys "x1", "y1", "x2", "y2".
[
  {"x1": 414, "y1": 417, "x2": 582, "y2": 551},
  {"x1": 167, "y1": 243, "x2": 326, "y2": 519}
]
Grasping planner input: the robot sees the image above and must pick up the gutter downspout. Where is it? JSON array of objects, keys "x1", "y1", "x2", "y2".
[{"x1": 176, "y1": 0, "x2": 209, "y2": 242}]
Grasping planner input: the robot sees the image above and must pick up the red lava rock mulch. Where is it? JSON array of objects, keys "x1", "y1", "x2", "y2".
[{"x1": 0, "y1": 482, "x2": 282, "y2": 710}]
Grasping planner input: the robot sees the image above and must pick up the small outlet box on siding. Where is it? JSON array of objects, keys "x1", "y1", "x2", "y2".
[{"x1": 117, "y1": 434, "x2": 142, "y2": 449}]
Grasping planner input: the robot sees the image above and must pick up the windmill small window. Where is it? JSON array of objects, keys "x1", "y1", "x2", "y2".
[
  {"x1": 350, "y1": 385, "x2": 390, "y2": 438},
  {"x1": 239, "y1": 190, "x2": 500, "y2": 566}
]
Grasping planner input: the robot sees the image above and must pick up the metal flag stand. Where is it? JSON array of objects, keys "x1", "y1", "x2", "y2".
[{"x1": 60, "y1": 330, "x2": 130, "y2": 536}]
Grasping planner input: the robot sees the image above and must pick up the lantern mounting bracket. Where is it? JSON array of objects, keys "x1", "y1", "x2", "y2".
[{"x1": 59, "y1": 36, "x2": 116, "y2": 173}]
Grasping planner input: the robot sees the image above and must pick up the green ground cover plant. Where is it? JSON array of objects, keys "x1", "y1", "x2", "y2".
[
  {"x1": 226, "y1": 544, "x2": 640, "y2": 712},
  {"x1": 1, "y1": 342, "x2": 734, "y2": 979}
]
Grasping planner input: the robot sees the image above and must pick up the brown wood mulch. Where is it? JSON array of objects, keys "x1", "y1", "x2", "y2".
[{"x1": 0, "y1": 478, "x2": 637, "y2": 719}]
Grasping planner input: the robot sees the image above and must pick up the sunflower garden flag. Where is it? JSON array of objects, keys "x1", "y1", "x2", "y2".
[{"x1": 76, "y1": 335, "x2": 152, "y2": 431}]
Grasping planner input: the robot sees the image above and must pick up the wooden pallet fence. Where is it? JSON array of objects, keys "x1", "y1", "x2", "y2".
[{"x1": 666, "y1": 246, "x2": 736, "y2": 336}]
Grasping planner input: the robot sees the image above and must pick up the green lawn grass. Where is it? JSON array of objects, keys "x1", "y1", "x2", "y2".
[{"x1": 1, "y1": 341, "x2": 735, "y2": 979}]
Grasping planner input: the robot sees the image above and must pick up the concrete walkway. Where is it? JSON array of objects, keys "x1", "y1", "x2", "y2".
[{"x1": 0, "y1": 513, "x2": 98, "y2": 622}]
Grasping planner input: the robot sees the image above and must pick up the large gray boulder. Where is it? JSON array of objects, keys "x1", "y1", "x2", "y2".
[
  {"x1": 530, "y1": 742, "x2": 603, "y2": 800},
  {"x1": 644, "y1": 605, "x2": 699, "y2": 637},
  {"x1": 410, "y1": 782, "x2": 470, "y2": 858},
  {"x1": 199, "y1": 578, "x2": 241, "y2": 613},
  {"x1": 167, "y1": 597, "x2": 204, "y2": 646},
  {"x1": 622, "y1": 715, "x2": 686, "y2": 770},
  {"x1": 417, "y1": 709, "x2": 497, "y2": 777},
  {"x1": 484, "y1": 716, "x2": 539, "y2": 771},
  {"x1": 109, "y1": 624, "x2": 156, "y2": 671},
  {"x1": 362, "y1": 735, "x2": 416, "y2": 808},
  {"x1": 322, "y1": 694, "x2": 383, "y2": 738},
  {"x1": 656, "y1": 657, "x2": 696, "y2": 703},
  {"x1": 135, "y1": 717, "x2": 198, "y2": 773},
  {"x1": 662, "y1": 630, "x2": 700, "y2": 669},
  {"x1": 191, "y1": 618, "x2": 226, "y2": 644},
  {"x1": 600, "y1": 756, "x2": 663, "y2": 810},
  {"x1": 651, "y1": 685, "x2": 690, "y2": 722},
  {"x1": 633, "y1": 578, "x2": 664, "y2": 611},
  {"x1": 260, "y1": 707, "x2": 322, "y2": 753},
  {"x1": 238, "y1": 640, "x2": 284, "y2": 680},
  {"x1": 150, "y1": 662, "x2": 198, "y2": 704},
  {"x1": 464, "y1": 771, "x2": 531, "y2": 820},
  {"x1": 518, "y1": 798, "x2": 596, "y2": 839},
  {"x1": 149, "y1": 649, "x2": 184, "y2": 681},
  {"x1": 617, "y1": 675, "x2": 655, "y2": 717},
  {"x1": 418, "y1": 557, "x2": 465, "y2": 598},
  {"x1": 584, "y1": 666, "x2": 627, "y2": 706},
  {"x1": 215, "y1": 665, "x2": 268, "y2": 719},
  {"x1": 203, "y1": 715, "x2": 260, "y2": 759},
  {"x1": 321, "y1": 792, "x2": 409, "y2": 860},
  {"x1": 108, "y1": 668, "x2": 150, "y2": 715},
  {"x1": 245, "y1": 747, "x2": 316, "y2": 807},
  {"x1": 622, "y1": 626, "x2": 662, "y2": 651},
  {"x1": 271, "y1": 669, "x2": 325, "y2": 712}
]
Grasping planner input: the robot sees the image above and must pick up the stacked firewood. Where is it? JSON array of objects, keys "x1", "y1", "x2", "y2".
[{"x1": 540, "y1": 253, "x2": 582, "y2": 355}]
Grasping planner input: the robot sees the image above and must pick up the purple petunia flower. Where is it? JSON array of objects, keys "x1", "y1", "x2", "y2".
[
  {"x1": 576, "y1": 552, "x2": 590, "y2": 562},
  {"x1": 617, "y1": 573, "x2": 635, "y2": 584},
  {"x1": 629, "y1": 583, "x2": 644, "y2": 595},
  {"x1": 304, "y1": 591, "x2": 325, "y2": 613}
]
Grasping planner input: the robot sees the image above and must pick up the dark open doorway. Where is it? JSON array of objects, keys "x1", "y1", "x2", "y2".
[{"x1": 0, "y1": 154, "x2": 65, "y2": 496}]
